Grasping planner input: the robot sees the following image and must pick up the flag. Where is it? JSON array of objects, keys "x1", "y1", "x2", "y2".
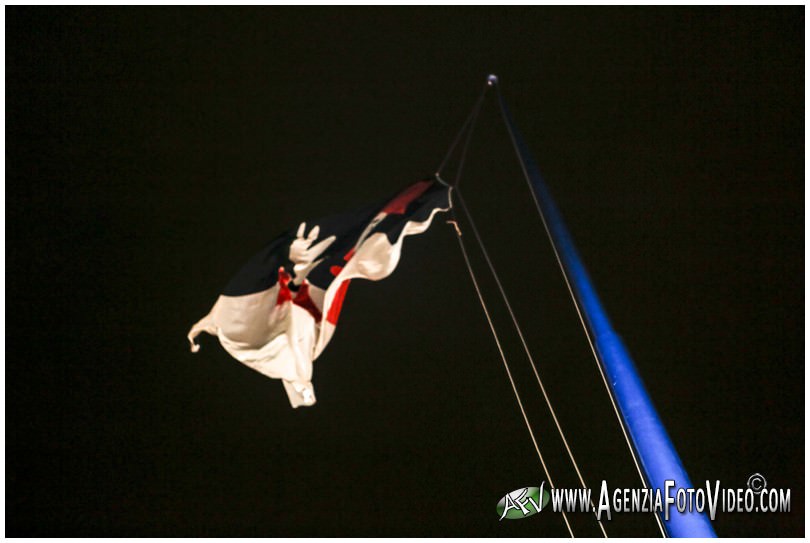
[{"x1": 188, "y1": 179, "x2": 452, "y2": 407}]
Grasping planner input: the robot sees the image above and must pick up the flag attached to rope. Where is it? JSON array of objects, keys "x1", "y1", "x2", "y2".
[{"x1": 188, "y1": 179, "x2": 451, "y2": 407}]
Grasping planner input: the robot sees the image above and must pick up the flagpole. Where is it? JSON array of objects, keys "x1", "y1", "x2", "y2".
[{"x1": 491, "y1": 76, "x2": 717, "y2": 538}]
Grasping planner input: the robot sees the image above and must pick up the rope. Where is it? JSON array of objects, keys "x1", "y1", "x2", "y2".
[
  {"x1": 450, "y1": 206, "x2": 575, "y2": 539},
  {"x1": 441, "y1": 82, "x2": 575, "y2": 538},
  {"x1": 454, "y1": 187, "x2": 608, "y2": 538},
  {"x1": 492, "y1": 82, "x2": 668, "y2": 538},
  {"x1": 435, "y1": 81, "x2": 489, "y2": 179}
]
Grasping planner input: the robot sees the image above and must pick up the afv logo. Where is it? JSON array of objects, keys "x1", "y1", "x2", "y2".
[{"x1": 496, "y1": 484, "x2": 549, "y2": 520}]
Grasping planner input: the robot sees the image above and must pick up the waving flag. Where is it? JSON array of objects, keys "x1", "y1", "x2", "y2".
[{"x1": 188, "y1": 179, "x2": 451, "y2": 407}]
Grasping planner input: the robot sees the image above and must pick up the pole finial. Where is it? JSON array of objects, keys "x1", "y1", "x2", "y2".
[{"x1": 487, "y1": 74, "x2": 499, "y2": 86}]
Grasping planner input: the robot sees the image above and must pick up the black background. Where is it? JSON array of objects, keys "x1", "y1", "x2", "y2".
[{"x1": 6, "y1": 7, "x2": 803, "y2": 537}]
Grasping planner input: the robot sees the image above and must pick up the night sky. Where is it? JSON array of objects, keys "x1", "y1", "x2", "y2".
[{"x1": 6, "y1": 7, "x2": 804, "y2": 537}]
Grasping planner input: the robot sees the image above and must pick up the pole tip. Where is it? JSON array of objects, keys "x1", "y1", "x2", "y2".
[{"x1": 486, "y1": 74, "x2": 499, "y2": 86}]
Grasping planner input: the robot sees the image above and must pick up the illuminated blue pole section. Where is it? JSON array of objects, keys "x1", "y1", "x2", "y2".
[{"x1": 494, "y1": 81, "x2": 716, "y2": 537}]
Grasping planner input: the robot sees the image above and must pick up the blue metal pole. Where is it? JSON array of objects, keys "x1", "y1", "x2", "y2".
[{"x1": 493, "y1": 79, "x2": 716, "y2": 537}]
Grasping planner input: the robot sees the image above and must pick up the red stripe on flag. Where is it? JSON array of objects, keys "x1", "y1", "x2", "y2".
[
  {"x1": 326, "y1": 279, "x2": 351, "y2": 325},
  {"x1": 276, "y1": 268, "x2": 293, "y2": 305},
  {"x1": 292, "y1": 281, "x2": 323, "y2": 322},
  {"x1": 380, "y1": 180, "x2": 431, "y2": 215}
]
